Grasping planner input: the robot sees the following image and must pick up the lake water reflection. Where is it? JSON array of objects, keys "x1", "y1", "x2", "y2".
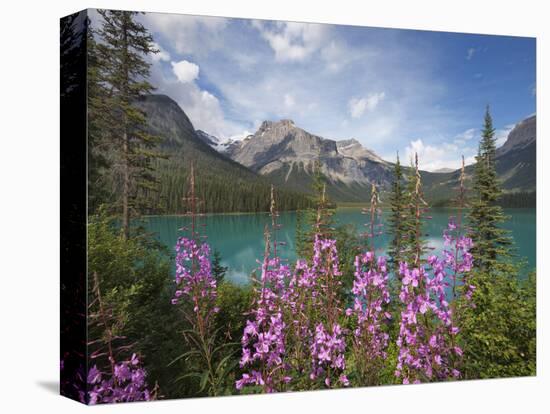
[{"x1": 139, "y1": 208, "x2": 536, "y2": 284}]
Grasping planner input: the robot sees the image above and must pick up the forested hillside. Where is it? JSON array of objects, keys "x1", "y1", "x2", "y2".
[{"x1": 135, "y1": 95, "x2": 313, "y2": 214}]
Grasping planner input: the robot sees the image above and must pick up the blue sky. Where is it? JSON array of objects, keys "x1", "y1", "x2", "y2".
[{"x1": 98, "y1": 11, "x2": 535, "y2": 171}]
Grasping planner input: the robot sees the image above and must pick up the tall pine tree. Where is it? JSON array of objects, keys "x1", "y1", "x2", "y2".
[
  {"x1": 87, "y1": 19, "x2": 112, "y2": 213},
  {"x1": 403, "y1": 153, "x2": 428, "y2": 266},
  {"x1": 468, "y1": 105, "x2": 512, "y2": 270},
  {"x1": 295, "y1": 155, "x2": 335, "y2": 258},
  {"x1": 460, "y1": 106, "x2": 535, "y2": 379},
  {"x1": 387, "y1": 153, "x2": 407, "y2": 273},
  {"x1": 310, "y1": 155, "x2": 335, "y2": 239},
  {"x1": 95, "y1": 10, "x2": 162, "y2": 238}
]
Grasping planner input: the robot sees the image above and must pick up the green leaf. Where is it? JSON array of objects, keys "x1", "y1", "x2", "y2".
[
  {"x1": 198, "y1": 371, "x2": 210, "y2": 393},
  {"x1": 212, "y1": 341, "x2": 239, "y2": 357},
  {"x1": 215, "y1": 350, "x2": 239, "y2": 376},
  {"x1": 175, "y1": 372, "x2": 202, "y2": 383},
  {"x1": 167, "y1": 349, "x2": 201, "y2": 366}
]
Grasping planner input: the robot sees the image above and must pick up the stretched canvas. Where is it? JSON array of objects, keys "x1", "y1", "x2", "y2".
[{"x1": 60, "y1": 8, "x2": 537, "y2": 404}]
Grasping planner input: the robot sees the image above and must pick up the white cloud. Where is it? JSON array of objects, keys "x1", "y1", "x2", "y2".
[
  {"x1": 452, "y1": 124, "x2": 514, "y2": 152},
  {"x1": 141, "y1": 14, "x2": 495, "y2": 159},
  {"x1": 141, "y1": 14, "x2": 227, "y2": 56},
  {"x1": 466, "y1": 47, "x2": 476, "y2": 60},
  {"x1": 401, "y1": 119, "x2": 519, "y2": 172},
  {"x1": 252, "y1": 21, "x2": 357, "y2": 73},
  {"x1": 495, "y1": 124, "x2": 515, "y2": 147},
  {"x1": 453, "y1": 128, "x2": 478, "y2": 145},
  {"x1": 169, "y1": 80, "x2": 240, "y2": 138},
  {"x1": 92, "y1": 11, "x2": 241, "y2": 138},
  {"x1": 252, "y1": 20, "x2": 329, "y2": 62},
  {"x1": 229, "y1": 130, "x2": 254, "y2": 141},
  {"x1": 210, "y1": 70, "x2": 324, "y2": 128},
  {"x1": 348, "y1": 92, "x2": 386, "y2": 118},
  {"x1": 171, "y1": 60, "x2": 199, "y2": 83},
  {"x1": 284, "y1": 93, "x2": 295, "y2": 108},
  {"x1": 321, "y1": 41, "x2": 348, "y2": 72},
  {"x1": 405, "y1": 139, "x2": 476, "y2": 172},
  {"x1": 144, "y1": 16, "x2": 447, "y2": 154},
  {"x1": 148, "y1": 58, "x2": 245, "y2": 139},
  {"x1": 150, "y1": 42, "x2": 170, "y2": 62},
  {"x1": 410, "y1": 123, "x2": 515, "y2": 172},
  {"x1": 348, "y1": 99, "x2": 366, "y2": 118}
]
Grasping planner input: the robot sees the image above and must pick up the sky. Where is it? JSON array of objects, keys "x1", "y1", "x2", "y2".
[{"x1": 91, "y1": 11, "x2": 536, "y2": 171}]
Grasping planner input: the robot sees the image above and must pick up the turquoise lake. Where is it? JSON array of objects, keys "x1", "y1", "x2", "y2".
[{"x1": 139, "y1": 208, "x2": 536, "y2": 284}]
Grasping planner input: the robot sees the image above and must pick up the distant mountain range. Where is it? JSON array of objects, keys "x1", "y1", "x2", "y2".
[
  {"x1": 134, "y1": 94, "x2": 312, "y2": 213},
  {"x1": 138, "y1": 94, "x2": 536, "y2": 207},
  {"x1": 220, "y1": 119, "x2": 394, "y2": 202}
]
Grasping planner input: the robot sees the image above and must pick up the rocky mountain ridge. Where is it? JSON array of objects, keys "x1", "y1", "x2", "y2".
[
  {"x1": 496, "y1": 115, "x2": 536, "y2": 157},
  {"x1": 138, "y1": 94, "x2": 536, "y2": 204},
  {"x1": 133, "y1": 94, "x2": 313, "y2": 212},
  {"x1": 197, "y1": 119, "x2": 393, "y2": 200}
]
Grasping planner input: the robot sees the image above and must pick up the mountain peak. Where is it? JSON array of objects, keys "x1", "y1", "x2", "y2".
[
  {"x1": 337, "y1": 138, "x2": 386, "y2": 164},
  {"x1": 337, "y1": 138, "x2": 361, "y2": 147},
  {"x1": 258, "y1": 119, "x2": 296, "y2": 133},
  {"x1": 433, "y1": 167, "x2": 455, "y2": 173},
  {"x1": 278, "y1": 119, "x2": 295, "y2": 127},
  {"x1": 134, "y1": 94, "x2": 195, "y2": 146},
  {"x1": 497, "y1": 114, "x2": 536, "y2": 157},
  {"x1": 226, "y1": 117, "x2": 393, "y2": 195},
  {"x1": 196, "y1": 129, "x2": 220, "y2": 146}
]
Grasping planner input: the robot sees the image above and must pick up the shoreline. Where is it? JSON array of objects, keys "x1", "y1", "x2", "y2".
[{"x1": 140, "y1": 205, "x2": 534, "y2": 218}]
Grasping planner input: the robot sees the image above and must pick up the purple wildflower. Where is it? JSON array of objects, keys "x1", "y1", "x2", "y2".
[
  {"x1": 87, "y1": 354, "x2": 151, "y2": 404},
  {"x1": 237, "y1": 254, "x2": 291, "y2": 392},
  {"x1": 172, "y1": 237, "x2": 218, "y2": 324},
  {"x1": 347, "y1": 251, "x2": 391, "y2": 384},
  {"x1": 395, "y1": 218, "x2": 473, "y2": 384},
  {"x1": 310, "y1": 323, "x2": 348, "y2": 388}
]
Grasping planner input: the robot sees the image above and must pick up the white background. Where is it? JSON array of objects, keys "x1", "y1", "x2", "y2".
[{"x1": 0, "y1": 0, "x2": 547, "y2": 412}]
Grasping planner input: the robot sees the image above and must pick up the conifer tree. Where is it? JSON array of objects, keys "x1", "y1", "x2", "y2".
[
  {"x1": 87, "y1": 21, "x2": 111, "y2": 213},
  {"x1": 296, "y1": 155, "x2": 335, "y2": 258},
  {"x1": 387, "y1": 153, "x2": 407, "y2": 273},
  {"x1": 95, "y1": 10, "x2": 162, "y2": 238},
  {"x1": 311, "y1": 156, "x2": 335, "y2": 238},
  {"x1": 468, "y1": 105, "x2": 512, "y2": 270},
  {"x1": 460, "y1": 106, "x2": 535, "y2": 379},
  {"x1": 211, "y1": 250, "x2": 228, "y2": 284},
  {"x1": 363, "y1": 182, "x2": 381, "y2": 249},
  {"x1": 403, "y1": 153, "x2": 428, "y2": 266}
]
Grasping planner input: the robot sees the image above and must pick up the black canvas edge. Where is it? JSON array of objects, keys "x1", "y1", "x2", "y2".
[{"x1": 60, "y1": 8, "x2": 89, "y2": 405}]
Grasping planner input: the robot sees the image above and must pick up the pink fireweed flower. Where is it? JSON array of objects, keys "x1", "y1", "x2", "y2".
[
  {"x1": 87, "y1": 354, "x2": 152, "y2": 404},
  {"x1": 442, "y1": 218, "x2": 475, "y2": 304},
  {"x1": 306, "y1": 236, "x2": 348, "y2": 388},
  {"x1": 310, "y1": 323, "x2": 348, "y2": 387},
  {"x1": 237, "y1": 255, "x2": 291, "y2": 393},
  {"x1": 347, "y1": 251, "x2": 391, "y2": 381},
  {"x1": 281, "y1": 235, "x2": 349, "y2": 389},
  {"x1": 395, "y1": 220, "x2": 472, "y2": 384},
  {"x1": 311, "y1": 236, "x2": 342, "y2": 280},
  {"x1": 171, "y1": 237, "x2": 218, "y2": 321}
]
